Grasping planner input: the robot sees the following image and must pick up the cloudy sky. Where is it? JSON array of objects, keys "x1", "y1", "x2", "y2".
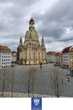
[{"x1": 0, "y1": 0, "x2": 73, "y2": 52}]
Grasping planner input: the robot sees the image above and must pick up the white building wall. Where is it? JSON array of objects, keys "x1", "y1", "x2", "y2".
[
  {"x1": 62, "y1": 53, "x2": 70, "y2": 66},
  {"x1": 0, "y1": 52, "x2": 12, "y2": 68}
]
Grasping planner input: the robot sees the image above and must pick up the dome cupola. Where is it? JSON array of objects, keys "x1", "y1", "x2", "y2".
[{"x1": 29, "y1": 18, "x2": 35, "y2": 25}]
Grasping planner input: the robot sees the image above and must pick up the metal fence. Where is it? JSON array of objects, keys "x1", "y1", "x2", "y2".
[{"x1": 0, "y1": 64, "x2": 65, "y2": 97}]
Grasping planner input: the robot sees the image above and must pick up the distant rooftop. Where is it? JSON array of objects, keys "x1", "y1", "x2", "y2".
[
  {"x1": 47, "y1": 51, "x2": 57, "y2": 55},
  {"x1": 62, "y1": 46, "x2": 71, "y2": 53},
  {"x1": 47, "y1": 51, "x2": 62, "y2": 56},
  {"x1": 0, "y1": 44, "x2": 11, "y2": 53}
]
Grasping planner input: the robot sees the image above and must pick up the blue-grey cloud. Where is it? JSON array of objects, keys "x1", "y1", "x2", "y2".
[{"x1": 0, "y1": 0, "x2": 73, "y2": 51}]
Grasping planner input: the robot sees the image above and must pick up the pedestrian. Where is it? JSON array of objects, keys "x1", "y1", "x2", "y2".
[
  {"x1": 40, "y1": 62, "x2": 42, "y2": 69},
  {"x1": 67, "y1": 77, "x2": 70, "y2": 82}
]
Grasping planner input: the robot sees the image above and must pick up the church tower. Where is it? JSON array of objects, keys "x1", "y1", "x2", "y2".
[
  {"x1": 40, "y1": 37, "x2": 46, "y2": 64},
  {"x1": 19, "y1": 37, "x2": 23, "y2": 46},
  {"x1": 41, "y1": 37, "x2": 45, "y2": 48}
]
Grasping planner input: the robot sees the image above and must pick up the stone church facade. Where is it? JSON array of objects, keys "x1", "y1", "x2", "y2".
[{"x1": 17, "y1": 18, "x2": 46, "y2": 64}]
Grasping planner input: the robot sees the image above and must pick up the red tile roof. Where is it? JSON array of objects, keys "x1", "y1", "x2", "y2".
[
  {"x1": 69, "y1": 47, "x2": 73, "y2": 52},
  {"x1": 47, "y1": 51, "x2": 56, "y2": 55},
  {"x1": 47, "y1": 51, "x2": 62, "y2": 56},
  {"x1": 62, "y1": 46, "x2": 71, "y2": 53},
  {"x1": 55, "y1": 52, "x2": 62, "y2": 56},
  {"x1": 0, "y1": 45, "x2": 11, "y2": 53}
]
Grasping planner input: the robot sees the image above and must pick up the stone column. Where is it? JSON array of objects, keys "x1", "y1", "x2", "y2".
[{"x1": 26, "y1": 48, "x2": 30, "y2": 64}]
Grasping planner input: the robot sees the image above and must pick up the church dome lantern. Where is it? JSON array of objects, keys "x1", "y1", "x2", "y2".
[{"x1": 29, "y1": 18, "x2": 35, "y2": 25}]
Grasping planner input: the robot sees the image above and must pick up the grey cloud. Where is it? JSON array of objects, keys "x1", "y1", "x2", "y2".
[
  {"x1": 0, "y1": 0, "x2": 39, "y2": 34},
  {"x1": 35, "y1": 0, "x2": 73, "y2": 40},
  {"x1": 0, "y1": 0, "x2": 37, "y2": 6},
  {"x1": 0, "y1": 0, "x2": 73, "y2": 51}
]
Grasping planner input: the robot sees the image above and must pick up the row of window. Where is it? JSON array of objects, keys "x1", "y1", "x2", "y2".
[
  {"x1": 0, "y1": 65, "x2": 11, "y2": 68},
  {"x1": 2, "y1": 59, "x2": 11, "y2": 61},
  {"x1": 1, "y1": 56, "x2": 11, "y2": 58},
  {"x1": 2, "y1": 62, "x2": 11, "y2": 65}
]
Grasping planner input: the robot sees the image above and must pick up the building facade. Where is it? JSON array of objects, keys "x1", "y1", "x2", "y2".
[
  {"x1": 47, "y1": 51, "x2": 56, "y2": 63},
  {"x1": 55, "y1": 52, "x2": 63, "y2": 66},
  {"x1": 17, "y1": 18, "x2": 46, "y2": 65},
  {"x1": 69, "y1": 46, "x2": 73, "y2": 69},
  {"x1": 62, "y1": 46, "x2": 71, "y2": 68},
  {"x1": 12, "y1": 51, "x2": 17, "y2": 64},
  {"x1": 0, "y1": 45, "x2": 12, "y2": 68}
]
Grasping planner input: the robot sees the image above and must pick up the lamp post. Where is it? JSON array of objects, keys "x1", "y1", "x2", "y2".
[
  {"x1": 1, "y1": 69, "x2": 5, "y2": 97},
  {"x1": 11, "y1": 68, "x2": 15, "y2": 97},
  {"x1": 28, "y1": 68, "x2": 32, "y2": 97},
  {"x1": 46, "y1": 59, "x2": 47, "y2": 72}
]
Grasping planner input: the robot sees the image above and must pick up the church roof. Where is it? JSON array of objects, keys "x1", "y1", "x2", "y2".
[
  {"x1": 25, "y1": 18, "x2": 39, "y2": 41},
  {"x1": 29, "y1": 18, "x2": 35, "y2": 25}
]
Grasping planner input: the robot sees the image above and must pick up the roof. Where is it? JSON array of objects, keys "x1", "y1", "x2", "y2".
[
  {"x1": 47, "y1": 51, "x2": 62, "y2": 56},
  {"x1": 62, "y1": 46, "x2": 71, "y2": 53},
  {"x1": 55, "y1": 52, "x2": 62, "y2": 56},
  {"x1": 12, "y1": 51, "x2": 17, "y2": 54},
  {"x1": 69, "y1": 47, "x2": 73, "y2": 52},
  {"x1": 47, "y1": 51, "x2": 56, "y2": 55},
  {"x1": 29, "y1": 18, "x2": 35, "y2": 25},
  {"x1": 0, "y1": 45, "x2": 11, "y2": 53},
  {"x1": 12, "y1": 51, "x2": 17, "y2": 56}
]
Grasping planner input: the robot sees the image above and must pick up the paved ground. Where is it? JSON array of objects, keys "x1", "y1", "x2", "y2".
[{"x1": 0, "y1": 63, "x2": 73, "y2": 97}]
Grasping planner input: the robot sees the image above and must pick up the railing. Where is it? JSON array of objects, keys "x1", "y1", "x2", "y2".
[{"x1": 0, "y1": 64, "x2": 64, "y2": 97}]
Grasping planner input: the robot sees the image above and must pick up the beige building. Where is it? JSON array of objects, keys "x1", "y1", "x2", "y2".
[
  {"x1": 47, "y1": 51, "x2": 56, "y2": 63},
  {"x1": 69, "y1": 46, "x2": 73, "y2": 69},
  {"x1": 17, "y1": 18, "x2": 46, "y2": 65},
  {"x1": 55, "y1": 52, "x2": 63, "y2": 66},
  {"x1": 62, "y1": 46, "x2": 71, "y2": 68}
]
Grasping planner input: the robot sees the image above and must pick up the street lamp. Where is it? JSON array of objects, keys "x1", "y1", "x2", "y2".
[
  {"x1": 28, "y1": 69, "x2": 33, "y2": 97},
  {"x1": 11, "y1": 68, "x2": 15, "y2": 97},
  {"x1": 46, "y1": 59, "x2": 47, "y2": 72},
  {"x1": 1, "y1": 69, "x2": 6, "y2": 97}
]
